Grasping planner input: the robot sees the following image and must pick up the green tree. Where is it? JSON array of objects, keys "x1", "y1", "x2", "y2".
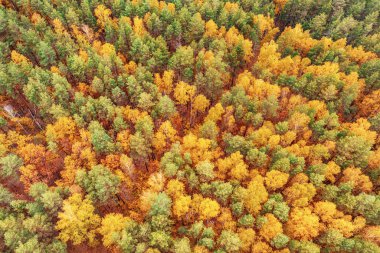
[
  {"x1": 76, "y1": 165, "x2": 120, "y2": 204},
  {"x1": 0, "y1": 154, "x2": 23, "y2": 182},
  {"x1": 335, "y1": 135, "x2": 372, "y2": 168},
  {"x1": 217, "y1": 230, "x2": 241, "y2": 252},
  {"x1": 88, "y1": 121, "x2": 116, "y2": 155}
]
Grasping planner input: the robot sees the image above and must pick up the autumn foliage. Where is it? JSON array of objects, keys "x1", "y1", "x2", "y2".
[{"x1": 0, "y1": 0, "x2": 379, "y2": 253}]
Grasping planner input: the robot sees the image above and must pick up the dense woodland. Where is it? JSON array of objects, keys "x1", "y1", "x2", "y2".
[{"x1": 0, "y1": 0, "x2": 379, "y2": 252}]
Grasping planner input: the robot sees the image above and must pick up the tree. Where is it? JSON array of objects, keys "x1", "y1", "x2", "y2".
[
  {"x1": 205, "y1": 103, "x2": 225, "y2": 122},
  {"x1": 285, "y1": 207, "x2": 320, "y2": 241},
  {"x1": 76, "y1": 165, "x2": 120, "y2": 204},
  {"x1": 129, "y1": 132, "x2": 152, "y2": 163},
  {"x1": 37, "y1": 41, "x2": 56, "y2": 67},
  {"x1": 155, "y1": 70, "x2": 174, "y2": 94},
  {"x1": 153, "y1": 121, "x2": 177, "y2": 154},
  {"x1": 265, "y1": 170, "x2": 289, "y2": 191},
  {"x1": 18, "y1": 144, "x2": 61, "y2": 190},
  {"x1": 193, "y1": 95, "x2": 210, "y2": 114},
  {"x1": 253, "y1": 14, "x2": 279, "y2": 44},
  {"x1": 130, "y1": 115, "x2": 155, "y2": 164},
  {"x1": 195, "y1": 160, "x2": 215, "y2": 182},
  {"x1": 359, "y1": 89, "x2": 380, "y2": 117},
  {"x1": 173, "y1": 195, "x2": 191, "y2": 219},
  {"x1": 149, "y1": 192, "x2": 172, "y2": 217},
  {"x1": 173, "y1": 81, "x2": 196, "y2": 105},
  {"x1": 149, "y1": 231, "x2": 172, "y2": 251},
  {"x1": 238, "y1": 228, "x2": 255, "y2": 252},
  {"x1": 166, "y1": 179, "x2": 185, "y2": 199},
  {"x1": 218, "y1": 230, "x2": 241, "y2": 252},
  {"x1": 99, "y1": 213, "x2": 129, "y2": 247},
  {"x1": 28, "y1": 182, "x2": 67, "y2": 216},
  {"x1": 94, "y1": 4, "x2": 112, "y2": 28},
  {"x1": 340, "y1": 167, "x2": 373, "y2": 193},
  {"x1": 271, "y1": 233, "x2": 289, "y2": 249},
  {"x1": 217, "y1": 152, "x2": 249, "y2": 181},
  {"x1": 259, "y1": 213, "x2": 283, "y2": 242},
  {"x1": 45, "y1": 117, "x2": 78, "y2": 152},
  {"x1": 213, "y1": 181, "x2": 233, "y2": 204},
  {"x1": 359, "y1": 59, "x2": 380, "y2": 91},
  {"x1": 174, "y1": 237, "x2": 191, "y2": 253},
  {"x1": 284, "y1": 182, "x2": 316, "y2": 207},
  {"x1": 335, "y1": 135, "x2": 372, "y2": 168},
  {"x1": 182, "y1": 133, "x2": 214, "y2": 165},
  {"x1": 199, "y1": 120, "x2": 219, "y2": 142},
  {"x1": 168, "y1": 46, "x2": 194, "y2": 81},
  {"x1": 0, "y1": 185, "x2": 13, "y2": 205},
  {"x1": 251, "y1": 241, "x2": 272, "y2": 253},
  {"x1": 0, "y1": 154, "x2": 22, "y2": 182},
  {"x1": 241, "y1": 175, "x2": 268, "y2": 216},
  {"x1": 0, "y1": 212, "x2": 66, "y2": 253},
  {"x1": 199, "y1": 198, "x2": 220, "y2": 220},
  {"x1": 353, "y1": 193, "x2": 380, "y2": 225},
  {"x1": 152, "y1": 95, "x2": 177, "y2": 119},
  {"x1": 56, "y1": 193, "x2": 101, "y2": 246},
  {"x1": 88, "y1": 121, "x2": 116, "y2": 155},
  {"x1": 289, "y1": 240, "x2": 320, "y2": 253}
]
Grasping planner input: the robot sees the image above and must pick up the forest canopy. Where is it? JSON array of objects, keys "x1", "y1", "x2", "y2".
[{"x1": 0, "y1": 0, "x2": 379, "y2": 252}]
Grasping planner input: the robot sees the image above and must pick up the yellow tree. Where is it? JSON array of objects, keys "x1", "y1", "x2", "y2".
[
  {"x1": 99, "y1": 213, "x2": 130, "y2": 247},
  {"x1": 225, "y1": 26, "x2": 254, "y2": 63},
  {"x1": 340, "y1": 167, "x2": 373, "y2": 193},
  {"x1": 199, "y1": 198, "x2": 221, "y2": 220},
  {"x1": 285, "y1": 207, "x2": 320, "y2": 240},
  {"x1": 369, "y1": 148, "x2": 380, "y2": 180},
  {"x1": 324, "y1": 161, "x2": 341, "y2": 183},
  {"x1": 217, "y1": 152, "x2": 249, "y2": 181},
  {"x1": 182, "y1": 133, "x2": 215, "y2": 164},
  {"x1": 94, "y1": 4, "x2": 112, "y2": 28},
  {"x1": 277, "y1": 24, "x2": 317, "y2": 56},
  {"x1": 204, "y1": 20, "x2": 219, "y2": 38},
  {"x1": 251, "y1": 241, "x2": 272, "y2": 253},
  {"x1": 11, "y1": 50, "x2": 29, "y2": 64},
  {"x1": 153, "y1": 121, "x2": 177, "y2": 154},
  {"x1": 253, "y1": 14, "x2": 279, "y2": 44},
  {"x1": 173, "y1": 81, "x2": 196, "y2": 105},
  {"x1": 250, "y1": 124, "x2": 275, "y2": 147},
  {"x1": 346, "y1": 45, "x2": 376, "y2": 64},
  {"x1": 56, "y1": 194, "x2": 101, "y2": 246},
  {"x1": 265, "y1": 170, "x2": 289, "y2": 191},
  {"x1": 313, "y1": 201, "x2": 360, "y2": 237},
  {"x1": 147, "y1": 172, "x2": 166, "y2": 192},
  {"x1": 155, "y1": 70, "x2": 175, "y2": 94},
  {"x1": 116, "y1": 130, "x2": 131, "y2": 153},
  {"x1": 241, "y1": 175, "x2": 268, "y2": 216},
  {"x1": 238, "y1": 228, "x2": 256, "y2": 252},
  {"x1": 133, "y1": 16, "x2": 146, "y2": 36},
  {"x1": 274, "y1": 0, "x2": 288, "y2": 13},
  {"x1": 217, "y1": 208, "x2": 236, "y2": 230},
  {"x1": 284, "y1": 182, "x2": 316, "y2": 207},
  {"x1": 359, "y1": 90, "x2": 380, "y2": 117},
  {"x1": 313, "y1": 201, "x2": 340, "y2": 224},
  {"x1": 344, "y1": 118, "x2": 377, "y2": 146},
  {"x1": 45, "y1": 116, "x2": 78, "y2": 152},
  {"x1": 120, "y1": 154, "x2": 135, "y2": 179},
  {"x1": 259, "y1": 213, "x2": 283, "y2": 242},
  {"x1": 205, "y1": 103, "x2": 225, "y2": 122},
  {"x1": 166, "y1": 179, "x2": 185, "y2": 199},
  {"x1": 193, "y1": 94, "x2": 210, "y2": 114},
  {"x1": 173, "y1": 195, "x2": 192, "y2": 219}
]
